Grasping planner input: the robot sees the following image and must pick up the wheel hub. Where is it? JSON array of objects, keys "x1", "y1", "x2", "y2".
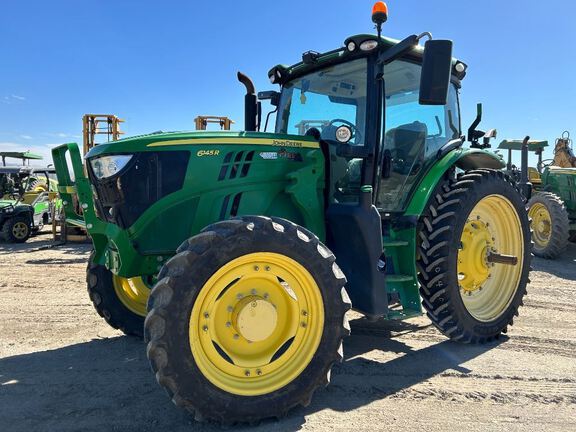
[
  {"x1": 528, "y1": 203, "x2": 552, "y2": 247},
  {"x1": 458, "y1": 219, "x2": 494, "y2": 293},
  {"x1": 12, "y1": 221, "x2": 28, "y2": 239},
  {"x1": 233, "y1": 296, "x2": 278, "y2": 342}
]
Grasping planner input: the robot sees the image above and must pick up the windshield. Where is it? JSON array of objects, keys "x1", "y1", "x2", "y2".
[
  {"x1": 377, "y1": 60, "x2": 461, "y2": 211},
  {"x1": 276, "y1": 58, "x2": 368, "y2": 145}
]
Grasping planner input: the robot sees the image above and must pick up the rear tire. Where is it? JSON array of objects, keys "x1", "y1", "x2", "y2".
[
  {"x1": 417, "y1": 169, "x2": 531, "y2": 343},
  {"x1": 527, "y1": 192, "x2": 569, "y2": 259},
  {"x1": 86, "y1": 252, "x2": 150, "y2": 337},
  {"x1": 145, "y1": 216, "x2": 351, "y2": 424}
]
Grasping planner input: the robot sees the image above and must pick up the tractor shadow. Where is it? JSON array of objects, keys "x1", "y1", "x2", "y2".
[
  {"x1": 0, "y1": 230, "x2": 91, "y2": 256},
  {"x1": 530, "y1": 241, "x2": 576, "y2": 279},
  {"x1": 0, "y1": 318, "x2": 504, "y2": 432}
]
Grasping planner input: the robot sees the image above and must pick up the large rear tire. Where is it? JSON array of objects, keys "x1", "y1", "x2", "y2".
[
  {"x1": 417, "y1": 169, "x2": 531, "y2": 343},
  {"x1": 145, "y1": 216, "x2": 350, "y2": 424},
  {"x1": 527, "y1": 192, "x2": 569, "y2": 259},
  {"x1": 86, "y1": 252, "x2": 151, "y2": 337}
]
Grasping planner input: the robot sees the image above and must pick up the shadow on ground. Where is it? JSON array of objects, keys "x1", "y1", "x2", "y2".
[
  {"x1": 531, "y1": 242, "x2": 576, "y2": 279},
  {"x1": 0, "y1": 318, "x2": 503, "y2": 432},
  {"x1": 0, "y1": 231, "x2": 91, "y2": 256}
]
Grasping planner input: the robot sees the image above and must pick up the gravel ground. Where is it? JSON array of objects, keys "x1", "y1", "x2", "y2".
[{"x1": 1, "y1": 231, "x2": 575, "y2": 431}]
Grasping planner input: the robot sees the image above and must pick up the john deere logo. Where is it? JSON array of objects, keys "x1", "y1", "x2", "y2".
[
  {"x1": 272, "y1": 140, "x2": 302, "y2": 148},
  {"x1": 197, "y1": 150, "x2": 220, "y2": 157}
]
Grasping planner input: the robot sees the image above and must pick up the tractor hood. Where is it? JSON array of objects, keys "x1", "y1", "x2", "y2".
[{"x1": 85, "y1": 131, "x2": 319, "y2": 159}]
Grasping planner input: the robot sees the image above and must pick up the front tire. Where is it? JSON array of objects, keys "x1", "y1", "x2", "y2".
[
  {"x1": 145, "y1": 216, "x2": 350, "y2": 424},
  {"x1": 417, "y1": 169, "x2": 531, "y2": 343},
  {"x1": 1, "y1": 216, "x2": 31, "y2": 243},
  {"x1": 86, "y1": 252, "x2": 151, "y2": 337},
  {"x1": 527, "y1": 192, "x2": 569, "y2": 259}
]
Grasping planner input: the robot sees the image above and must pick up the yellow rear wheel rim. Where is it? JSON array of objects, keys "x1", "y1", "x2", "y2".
[
  {"x1": 12, "y1": 221, "x2": 29, "y2": 239},
  {"x1": 190, "y1": 252, "x2": 325, "y2": 396},
  {"x1": 113, "y1": 276, "x2": 151, "y2": 317},
  {"x1": 528, "y1": 203, "x2": 552, "y2": 248},
  {"x1": 457, "y1": 195, "x2": 524, "y2": 322}
]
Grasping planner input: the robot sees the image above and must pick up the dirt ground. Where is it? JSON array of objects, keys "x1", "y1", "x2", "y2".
[{"x1": 1, "y1": 231, "x2": 575, "y2": 432}]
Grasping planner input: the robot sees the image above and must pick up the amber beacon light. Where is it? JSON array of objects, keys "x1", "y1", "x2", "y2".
[{"x1": 372, "y1": 1, "x2": 388, "y2": 25}]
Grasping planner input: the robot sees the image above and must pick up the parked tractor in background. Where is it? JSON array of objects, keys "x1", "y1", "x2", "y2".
[
  {"x1": 52, "y1": 2, "x2": 531, "y2": 424},
  {"x1": 499, "y1": 132, "x2": 576, "y2": 258}
]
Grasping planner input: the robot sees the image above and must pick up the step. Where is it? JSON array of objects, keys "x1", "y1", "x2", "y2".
[{"x1": 383, "y1": 240, "x2": 409, "y2": 247}]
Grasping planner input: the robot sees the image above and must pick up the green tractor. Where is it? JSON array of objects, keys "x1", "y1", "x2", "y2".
[
  {"x1": 52, "y1": 2, "x2": 531, "y2": 424},
  {"x1": 498, "y1": 133, "x2": 576, "y2": 258},
  {"x1": 0, "y1": 165, "x2": 58, "y2": 243}
]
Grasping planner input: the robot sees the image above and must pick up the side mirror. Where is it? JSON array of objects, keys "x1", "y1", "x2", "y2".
[
  {"x1": 419, "y1": 39, "x2": 453, "y2": 105},
  {"x1": 258, "y1": 90, "x2": 281, "y2": 107}
]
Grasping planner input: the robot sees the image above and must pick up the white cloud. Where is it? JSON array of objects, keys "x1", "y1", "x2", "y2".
[
  {"x1": 20, "y1": 135, "x2": 33, "y2": 140},
  {"x1": 2, "y1": 95, "x2": 26, "y2": 104}
]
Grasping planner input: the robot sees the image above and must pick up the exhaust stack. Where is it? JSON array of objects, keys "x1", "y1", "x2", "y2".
[{"x1": 237, "y1": 72, "x2": 260, "y2": 132}]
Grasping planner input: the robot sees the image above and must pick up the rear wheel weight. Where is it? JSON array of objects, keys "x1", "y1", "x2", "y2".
[
  {"x1": 145, "y1": 216, "x2": 351, "y2": 424},
  {"x1": 527, "y1": 192, "x2": 569, "y2": 259},
  {"x1": 417, "y1": 169, "x2": 531, "y2": 343}
]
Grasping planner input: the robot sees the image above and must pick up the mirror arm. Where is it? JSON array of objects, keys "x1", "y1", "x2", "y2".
[{"x1": 378, "y1": 34, "x2": 419, "y2": 65}]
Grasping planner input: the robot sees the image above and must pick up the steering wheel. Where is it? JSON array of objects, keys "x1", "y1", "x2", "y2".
[
  {"x1": 538, "y1": 159, "x2": 554, "y2": 171},
  {"x1": 328, "y1": 119, "x2": 362, "y2": 144}
]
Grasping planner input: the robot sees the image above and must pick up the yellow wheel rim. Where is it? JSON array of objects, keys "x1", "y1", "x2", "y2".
[
  {"x1": 12, "y1": 221, "x2": 29, "y2": 239},
  {"x1": 457, "y1": 195, "x2": 524, "y2": 322},
  {"x1": 190, "y1": 252, "x2": 325, "y2": 396},
  {"x1": 528, "y1": 203, "x2": 552, "y2": 248},
  {"x1": 113, "y1": 276, "x2": 151, "y2": 317}
]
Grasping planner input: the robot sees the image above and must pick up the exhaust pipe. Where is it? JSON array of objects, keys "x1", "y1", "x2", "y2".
[{"x1": 237, "y1": 72, "x2": 260, "y2": 132}]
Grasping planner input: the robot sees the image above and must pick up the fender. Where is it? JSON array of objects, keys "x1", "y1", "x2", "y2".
[{"x1": 404, "y1": 148, "x2": 505, "y2": 217}]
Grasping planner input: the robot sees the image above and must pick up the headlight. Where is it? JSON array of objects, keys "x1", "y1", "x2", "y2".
[
  {"x1": 89, "y1": 155, "x2": 133, "y2": 179},
  {"x1": 360, "y1": 39, "x2": 379, "y2": 51}
]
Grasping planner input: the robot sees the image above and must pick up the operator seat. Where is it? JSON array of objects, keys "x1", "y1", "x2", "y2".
[{"x1": 385, "y1": 122, "x2": 428, "y2": 175}]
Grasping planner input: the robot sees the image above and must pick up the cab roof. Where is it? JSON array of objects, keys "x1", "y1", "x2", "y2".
[
  {"x1": 498, "y1": 139, "x2": 549, "y2": 152},
  {"x1": 269, "y1": 33, "x2": 467, "y2": 85}
]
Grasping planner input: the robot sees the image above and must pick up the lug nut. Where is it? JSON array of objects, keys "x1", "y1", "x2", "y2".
[
  {"x1": 203, "y1": 312, "x2": 209, "y2": 319},
  {"x1": 226, "y1": 321, "x2": 231, "y2": 327},
  {"x1": 301, "y1": 322, "x2": 307, "y2": 328},
  {"x1": 245, "y1": 370, "x2": 251, "y2": 376},
  {"x1": 251, "y1": 289, "x2": 257, "y2": 295},
  {"x1": 236, "y1": 293, "x2": 243, "y2": 299},
  {"x1": 202, "y1": 325, "x2": 208, "y2": 332},
  {"x1": 233, "y1": 334, "x2": 239, "y2": 340},
  {"x1": 254, "y1": 266, "x2": 259, "y2": 271},
  {"x1": 302, "y1": 310, "x2": 308, "y2": 316},
  {"x1": 263, "y1": 293, "x2": 269, "y2": 299},
  {"x1": 265, "y1": 266, "x2": 270, "y2": 271},
  {"x1": 256, "y1": 369, "x2": 262, "y2": 376},
  {"x1": 227, "y1": 306, "x2": 233, "y2": 312}
]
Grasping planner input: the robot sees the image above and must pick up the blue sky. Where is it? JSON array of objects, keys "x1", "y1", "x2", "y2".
[{"x1": 1, "y1": 0, "x2": 574, "y2": 164}]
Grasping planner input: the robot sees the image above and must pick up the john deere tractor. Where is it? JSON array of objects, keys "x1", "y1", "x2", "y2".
[
  {"x1": 499, "y1": 133, "x2": 576, "y2": 258},
  {"x1": 52, "y1": 2, "x2": 530, "y2": 424}
]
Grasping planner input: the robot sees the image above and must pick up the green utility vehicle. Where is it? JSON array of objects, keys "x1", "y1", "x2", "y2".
[
  {"x1": 0, "y1": 166, "x2": 58, "y2": 242},
  {"x1": 499, "y1": 134, "x2": 576, "y2": 258},
  {"x1": 52, "y1": 3, "x2": 530, "y2": 424}
]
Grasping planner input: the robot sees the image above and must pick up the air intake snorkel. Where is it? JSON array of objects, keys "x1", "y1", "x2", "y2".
[{"x1": 237, "y1": 72, "x2": 261, "y2": 132}]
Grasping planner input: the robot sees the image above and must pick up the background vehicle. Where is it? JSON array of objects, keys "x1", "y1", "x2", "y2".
[
  {"x1": 0, "y1": 165, "x2": 58, "y2": 243},
  {"x1": 499, "y1": 133, "x2": 576, "y2": 258},
  {"x1": 52, "y1": 2, "x2": 531, "y2": 424}
]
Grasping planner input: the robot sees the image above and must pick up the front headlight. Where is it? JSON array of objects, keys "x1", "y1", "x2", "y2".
[{"x1": 89, "y1": 155, "x2": 133, "y2": 179}]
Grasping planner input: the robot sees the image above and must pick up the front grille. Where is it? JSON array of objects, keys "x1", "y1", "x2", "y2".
[{"x1": 88, "y1": 151, "x2": 190, "y2": 228}]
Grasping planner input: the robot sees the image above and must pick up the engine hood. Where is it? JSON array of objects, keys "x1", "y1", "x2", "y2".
[{"x1": 85, "y1": 131, "x2": 319, "y2": 159}]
